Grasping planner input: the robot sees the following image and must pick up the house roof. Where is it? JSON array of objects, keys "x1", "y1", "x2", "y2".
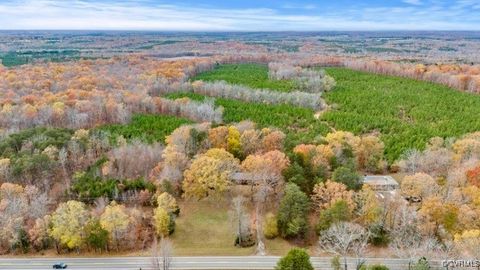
[{"x1": 363, "y1": 175, "x2": 399, "y2": 186}]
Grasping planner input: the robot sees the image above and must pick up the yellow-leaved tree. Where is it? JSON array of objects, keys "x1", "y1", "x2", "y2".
[
  {"x1": 183, "y1": 148, "x2": 240, "y2": 199},
  {"x1": 100, "y1": 201, "x2": 130, "y2": 250},
  {"x1": 156, "y1": 192, "x2": 179, "y2": 215},
  {"x1": 227, "y1": 126, "x2": 241, "y2": 157},
  {"x1": 454, "y1": 230, "x2": 480, "y2": 258},
  {"x1": 400, "y1": 173, "x2": 440, "y2": 200},
  {"x1": 49, "y1": 200, "x2": 89, "y2": 250},
  {"x1": 153, "y1": 207, "x2": 171, "y2": 237},
  {"x1": 354, "y1": 186, "x2": 382, "y2": 226}
]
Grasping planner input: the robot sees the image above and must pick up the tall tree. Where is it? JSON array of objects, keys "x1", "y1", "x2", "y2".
[
  {"x1": 277, "y1": 183, "x2": 310, "y2": 238},
  {"x1": 156, "y1": 192, "x2": 180, "y2": 215},
  {"x1": 183, "y1": 148, "x2": 239, "y2": 199},
  {"x1": 318, "y1": 222, "x2": 370, "y2": 270},
  {"x1": 100, "y1": 201, "x2": 130, "y2": 250},
  {"x1": 230, "y1": 196, "x2": 252, "y2": 247},
  {"x1": 84, "y1": 218, "x2": 109, "y2": 252},
  {"x1": 153, "y1": 208, "x2": 172, "y2": 237},
  {"x1": 49, "y1": 200, "x2": 89, "y2": 251},
  {"x1": 151, "y1": 237, "x2": 173, "y2": 270}
]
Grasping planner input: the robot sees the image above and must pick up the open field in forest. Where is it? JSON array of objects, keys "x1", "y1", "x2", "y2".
[
  {"x1": 171, "y1": 198, "x2": 295, "y2": 256},
  {"x1": 98, "y1": 114, "x2": 192, "y2": 143},
  {"x1": 188, "y1": 63, "x2": 480, "y2": 163},
  {"x1": 193, "y1": 64, "x2": 299, "y2": 92}
]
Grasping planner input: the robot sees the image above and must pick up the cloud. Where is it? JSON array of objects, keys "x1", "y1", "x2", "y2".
[
  {"x1": 0, "y1": 0, "x2": 478, "y2": 31},
  {"x1": 403, "y1": 0, "x2": 422, "y2": 5},
  {"x1": 281, "y1": 3, "x2": 317, "y2": 10}
]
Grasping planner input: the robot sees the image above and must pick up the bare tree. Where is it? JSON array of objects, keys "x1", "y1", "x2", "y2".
[
  {"x1": 318, "y1": 222, "x2": 370, "y2": 270},
  {"x1": 388, "y1": 204, "x2": 441, "y2": 269},
  {"x1": 191, "y1": 81, "x2": 325, "y2": 110},
  {"x1": 151, "y1": 237, "x2": 173, "y2": 270},
  {"x1": 151, "y1": 237, "x2": 160, "y2": 270},
  {"x1": 398, "y1": 149, "x2": 422, "y2": 173},
  {"x1": 254, "y1": 202, "x2": 266, "y2": 256},
  {"x1": 230, "y1": 196, "x2": 251, "y2": 247}
]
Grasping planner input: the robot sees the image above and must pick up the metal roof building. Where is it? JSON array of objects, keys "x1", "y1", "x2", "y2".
[{"x1": 363, "y1": 175, "x2": 399, "y2": 192}]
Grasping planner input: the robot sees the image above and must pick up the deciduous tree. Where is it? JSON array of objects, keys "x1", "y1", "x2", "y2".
[
  {"x1": 183, "y1": 148, "x2": 239, "y2": 199},
  {"x1": 153, "y1": 207, "x2": 172, "y2": 237},
  {"x1": 156, "y1": 192, "x2": 179, "y2": 215},
  {"x1": 49, "y1": 200, "x2": 89, "y2": 250},
  {"x1": 100, "y1": 201, "x2": 130, "y2": 250},
  {"x1": 311, "y1": 180, "x2": 354, "y2": 212},
  {"x1": 318, "y1": 222, "x2": 369, "y2": 270}
]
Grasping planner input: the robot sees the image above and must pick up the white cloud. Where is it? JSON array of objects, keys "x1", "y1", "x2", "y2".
[
  {"x1": 403, "y1": 0, "x2": 422, "y2": 5},
  {"x1": 0, "y1": 0, "x2": 478, "y2": 31},
  {"x1": 282, "y1": 3, "x2": 317, "y2": 10}
]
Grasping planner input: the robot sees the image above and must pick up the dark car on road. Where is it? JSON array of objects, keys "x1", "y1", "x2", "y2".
[{"x1": 52, "y1": 262, "x2": 68, "y2": 269}]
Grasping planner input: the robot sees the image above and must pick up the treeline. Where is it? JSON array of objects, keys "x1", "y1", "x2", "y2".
[
  {"x1": 268, "y1": 62, "x2": 336, "y2": 93},
  {"x1": 0, "y1": 56, "x2": 221, "y2": 132},
  {"x1": 0, "y1": 184, "x2": 178, "y2": 254},
  {"x1": 1, "y1": 120, "x2": 479, "y2": 260},
  {"x1": 344, "y1": 59, "x2": 480, "y2": 94},
  {"x1": 392, "y1": 133, "x2": 480, "y2": 259},
  {"x1": 215, "y1": 53, "x2": 480, "y2": 93},
  {"x1": 186, "y1": 81, "x2": 325, "y2": 110},
  {"x1": 0, "y1": 95, "x2": 221, "y2": 131}
]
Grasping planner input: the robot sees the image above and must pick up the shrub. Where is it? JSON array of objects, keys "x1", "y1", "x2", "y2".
[
  {"x1": 412, "y1": 257, "x2": 430, "y2": 270},
  {"x1": 332, "y1": 166, "x2": 362, "y2": 191},
  {"x1": 331, "y1": 256, "x2": 341, "y2": 270},
  {"x1": 368, "y1": 224, "x2": 390, "y2": 246},
  {"x1": 264, "y1": 212, "x2": 279, "y2": 239},
  {"x1": 275, "y1": 248, "x2": 313, "y2": 270},
  {"x1": 316, "y1": 200, "x2": 351, "y2": 233},
  {"x1": 234, "y1": 232, "x2": 255, "y2": 248}
]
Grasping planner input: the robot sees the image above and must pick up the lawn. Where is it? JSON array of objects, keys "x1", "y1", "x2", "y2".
[
  {"x1": 171, "y1": 197, "x2": 294, "y2": 256},
  {"x1": 323, "y1": 68, "x2": 480, "y2": 163},
  {"x1": 193, "y1": 63, "x2": 299, "y2": 92}
]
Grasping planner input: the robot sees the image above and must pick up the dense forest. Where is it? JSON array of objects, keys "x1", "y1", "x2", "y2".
[{"x1": 1, "y1": 44, "x2": 480, "y2": 269}]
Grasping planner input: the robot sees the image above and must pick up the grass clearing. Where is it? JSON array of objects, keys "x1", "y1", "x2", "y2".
[
  {"x1": 171, "y1": 197, "x2": 294, "y2": 256},
  {"x1": 193, "y1": 63, "x2": 299, "y2": 92}
]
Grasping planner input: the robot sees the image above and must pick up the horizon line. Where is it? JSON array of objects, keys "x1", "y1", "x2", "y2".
[{"x1": 0, "y1": 29, "x2": 479, "y2": 32}]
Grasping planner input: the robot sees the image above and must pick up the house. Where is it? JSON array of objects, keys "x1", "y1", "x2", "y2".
[{"x1": 363, "y1": 175, "x2": 399, "y2": 192}]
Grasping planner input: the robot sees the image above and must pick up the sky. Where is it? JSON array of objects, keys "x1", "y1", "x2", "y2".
[{"x1": 0, "y1": 0, "x2": 479, "y2": 31}]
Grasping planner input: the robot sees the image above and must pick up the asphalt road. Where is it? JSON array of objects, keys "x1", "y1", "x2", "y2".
[{"x1": 0, "y1": 256, "x2": 445, "y2": 270}]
